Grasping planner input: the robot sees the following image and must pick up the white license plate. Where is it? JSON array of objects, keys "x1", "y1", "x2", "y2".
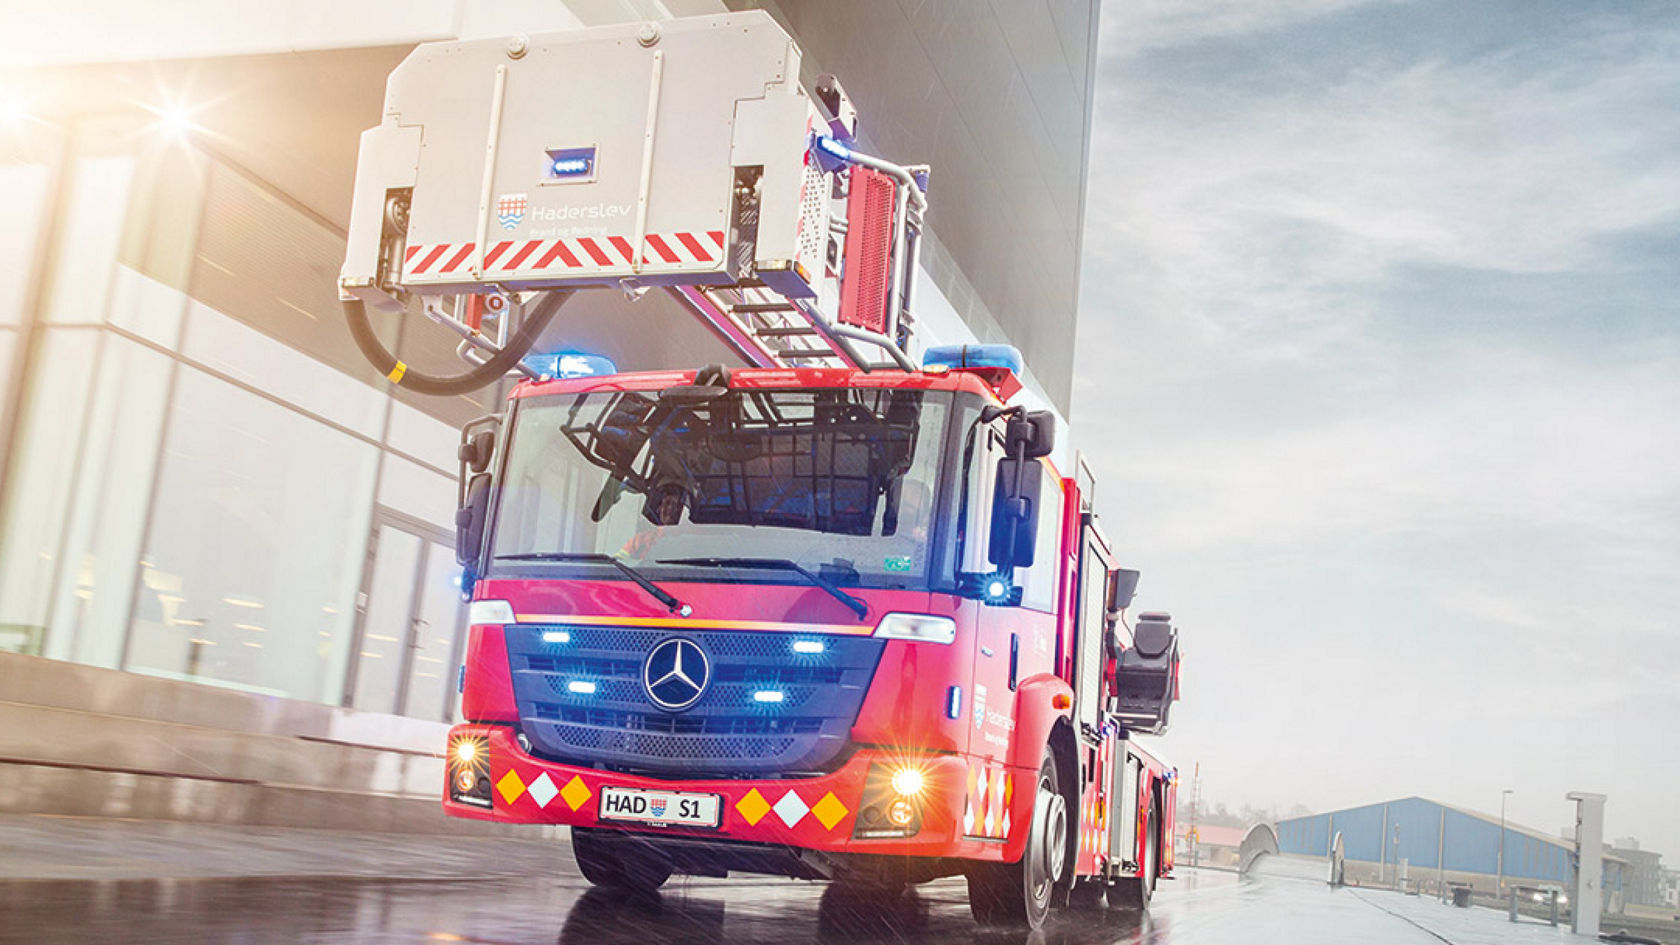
[{"x1": 598, "y1": 787, "x2": 721, "y2": 829}]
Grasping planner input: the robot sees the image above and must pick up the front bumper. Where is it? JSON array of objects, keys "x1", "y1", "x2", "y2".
[{"x1": 444, "y1": 723, "x2": 1021, "y2": 861}]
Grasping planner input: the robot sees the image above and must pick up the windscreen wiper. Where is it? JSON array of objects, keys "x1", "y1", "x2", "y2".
[
  {"x1": 493, "y1": 552, "x2": 691, "y2": 615},
  {"x1": 657, "y1": 557, "x2": 868, "y2": 619}
]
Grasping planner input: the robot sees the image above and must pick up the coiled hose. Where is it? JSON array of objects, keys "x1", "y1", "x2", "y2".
[{"x1": 341, "y1": 291, "x2": 572, "y2": 396}]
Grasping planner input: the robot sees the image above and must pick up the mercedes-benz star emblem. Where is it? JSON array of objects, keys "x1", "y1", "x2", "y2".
[{"x1": 643, "y1": 638, "x2": 710, "y2": 711}]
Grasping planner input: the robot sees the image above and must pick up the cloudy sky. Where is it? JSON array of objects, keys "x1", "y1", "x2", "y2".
[{"x1": 1073, "y1": 0, "x2": 1680, "y2": 854}]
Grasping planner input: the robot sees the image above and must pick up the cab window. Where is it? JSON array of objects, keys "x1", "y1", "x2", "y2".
[{"x1": 1017, "y1": 465, "x2": 1062, "y2": 612}]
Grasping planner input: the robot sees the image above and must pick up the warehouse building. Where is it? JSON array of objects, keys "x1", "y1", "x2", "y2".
[{"x1": 1277, "y1": 796, "x2": 1625, "y2": 908}]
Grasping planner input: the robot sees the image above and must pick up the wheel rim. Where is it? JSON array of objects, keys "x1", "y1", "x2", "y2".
[
  {"x1": 1029, "y1": 773, "x2": 1068, "y2": 901},
  {"x1": 1142, "y1": 808, "x2": 1157, "y2": 895}
]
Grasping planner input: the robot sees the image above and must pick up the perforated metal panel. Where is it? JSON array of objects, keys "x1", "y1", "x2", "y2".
[
  {"x1": 795, "y1": 157, "x2": 830, "y2": 281},
  {"x1": 838, "y1": 166, "x2": 896, "y2": 334}
]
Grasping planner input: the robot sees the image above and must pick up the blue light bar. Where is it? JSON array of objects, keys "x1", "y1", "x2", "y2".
[
  {"x1": 567, "y1": 680, "x2": 597, "y2": 695},
  {"x1": 545, "y1": 146, "x2": 597, "y2": 181},
  {"x1": 922, "y1": 343, "x2": 1023, "y2": 377},
  {"x1": 792, "y1": 640, "x2": 825, "y2": 655},
  {"x1": 542, "y1": 630, "x2": 571, "y2": 644},
  {"x1": 752, "y1": 690, "x2": 785, "y2": 704},
  {"x1": 814, "y1": 135, "x2": 851, "y2": 162},
  {"x1": 520, "y1": 351, "x2": 618, "y2": 380}
]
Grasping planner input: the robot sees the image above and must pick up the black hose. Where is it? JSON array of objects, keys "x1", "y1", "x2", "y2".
[{"x1": 342, "y1": 291, "x2": 572, "y2": 396}]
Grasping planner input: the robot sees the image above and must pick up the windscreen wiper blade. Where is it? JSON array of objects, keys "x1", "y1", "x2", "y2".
[
  {"x1": 657, "y1": 557, "x2": 868, "y2": 620},
  {"x1": 493, "y1": 552, "x2": 690, "y2": 615}
]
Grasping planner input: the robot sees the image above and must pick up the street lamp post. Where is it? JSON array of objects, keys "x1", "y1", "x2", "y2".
[{"x1": 1497, "y1": 789, "x2": 1514, "y2": 895}]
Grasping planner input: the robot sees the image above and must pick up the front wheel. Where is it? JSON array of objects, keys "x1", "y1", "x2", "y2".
[
  {"x1": 570, "y1": 827, "x2": 672, "y2": 893},
  {"x1": 967, "y1": 750, "x2": 1068, "y2": 929}
]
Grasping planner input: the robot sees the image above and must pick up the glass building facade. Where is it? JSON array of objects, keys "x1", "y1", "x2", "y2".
[{"x1": 0, "y1": 115, "x2": 472, "y2": 719}]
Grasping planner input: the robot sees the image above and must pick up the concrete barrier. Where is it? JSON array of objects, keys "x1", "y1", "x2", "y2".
[
  {"x1": 1239, "y1": 823, "x2": 1280, "y2": 875},
  {"x1": 0, "y1": 652, "x2": 548, "y2": 836}
]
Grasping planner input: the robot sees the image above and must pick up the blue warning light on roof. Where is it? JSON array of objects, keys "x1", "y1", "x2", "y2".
[
  {"x1": 814, "y1": 135, "x2": 852, "y2": 162},
  {"x1": 545, "y1": 146, "x2": 596, "y2": 182},
  {"x1": 521, "y1": 351, "x2": 618, "y2": 380},
  {"x1": 922, "y1": 344, "x2": 1023, "y2": 377}
]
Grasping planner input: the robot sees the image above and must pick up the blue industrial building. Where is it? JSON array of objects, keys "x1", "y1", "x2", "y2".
[{"x1": 1277, "y1": 796, "x2": 1623, "y2": 902}]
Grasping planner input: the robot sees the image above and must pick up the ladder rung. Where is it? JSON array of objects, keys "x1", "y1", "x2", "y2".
[
  {"x1": 733, "y1": 302, "x2": 800, "y2": 314},
  {"x1": 753, "y1": 326, "x2": 821, "y2": 337}
]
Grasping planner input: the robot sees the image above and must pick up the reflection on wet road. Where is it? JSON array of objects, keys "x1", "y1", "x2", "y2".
[
  {"x1": 1, "y1": 857, "x2": 1555, "y2": 945},
  {"x1": 1, "y1": 870, "x2": 1183, "y2": 945}
]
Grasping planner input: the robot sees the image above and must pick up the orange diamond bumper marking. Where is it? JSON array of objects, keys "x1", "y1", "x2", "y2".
[
  {"x1": 559, "y1": 775, "x2": 592, "y2": 811},
  {"x1": 811, "y1": 792, "x2": 848, "y2": 831},
  {"x1": 736, "y1": 788, "x2": 771, "y2": 826},
  {"x1": 496, "y1": 769, "x2": 527, "y2": 806}
]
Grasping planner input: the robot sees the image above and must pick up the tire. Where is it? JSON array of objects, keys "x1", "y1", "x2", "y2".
[
  {"x1": 570, "y1": 827, "x2": 672, "y2": 893},
  {"x1": 967, "y1": 749, "x2": 1069, "y2": 929},
  {"x1": 1109, "y1": 798, "x2": 1158, "y2": 912}
]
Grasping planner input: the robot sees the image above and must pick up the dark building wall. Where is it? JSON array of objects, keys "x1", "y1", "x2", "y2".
[{"x1": 729, "y1": 0, "x2": 1101, "y2": 414}]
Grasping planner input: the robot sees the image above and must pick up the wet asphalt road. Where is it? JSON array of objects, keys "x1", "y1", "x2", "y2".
[{"x1": 0, "y1": 859, "x2": 1574, "y2": 945}]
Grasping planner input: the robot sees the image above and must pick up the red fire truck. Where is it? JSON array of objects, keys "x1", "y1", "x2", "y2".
[
  {"x1": 336, "y1": 13, "x2": 1183, "y2": 928},
  {"x1": 442, "y1": 356, "x2": 1182, "y2": 927}
]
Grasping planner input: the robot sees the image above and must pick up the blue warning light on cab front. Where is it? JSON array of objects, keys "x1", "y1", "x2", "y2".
[
  {"x1": 545, "y1": 146, "x2": 597, "y2": 183},
  {"x1": 521, "y1": 351, "x2": 618, "y2": 380}
]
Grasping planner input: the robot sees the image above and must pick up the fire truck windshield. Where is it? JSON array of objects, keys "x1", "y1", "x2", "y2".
[{"x1": 488, "y1": 388, "x2": 953, "y2": 589}]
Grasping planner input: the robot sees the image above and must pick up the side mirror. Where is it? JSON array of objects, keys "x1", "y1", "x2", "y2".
[
  {"x1": 988, "y1": 457, "x2": 1041, "y2": 569},
  {"x1": 456, "y1": 473, "x2": 491, "y2": 570},
  {"x1": 459, "y1": 430, "x2": 496, "y2": 474},
  {"x1": 1005, "y1": 410, "x2": 1056, "y2": 459},
  {"x1": 1108, "y1": 568, "x2": 1141, "y2": 613}
]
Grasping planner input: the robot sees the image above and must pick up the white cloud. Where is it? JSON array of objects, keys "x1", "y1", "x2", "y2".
[
  {"x1": 1080, "y1": 344, "x2": 1680, "y2": 552},
  {"x1": 1102, "y1": 0, "x2": 1395, "y2": 55},
  {"x1": 1086, "y1": 23, "x2": 1680, "y2": 361}
]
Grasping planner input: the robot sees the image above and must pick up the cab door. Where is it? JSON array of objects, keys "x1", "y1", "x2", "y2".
[
  {"x1": 961, "y1": 425, "x2": 1012, "y2": 764},
  {"x1": 960, "y1": 426, "x2": 1063, "y2": 766}
]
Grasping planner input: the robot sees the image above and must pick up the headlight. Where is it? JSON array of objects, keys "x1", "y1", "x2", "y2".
[
  {"x1": 853, "y1": 762, "x2": 931, "y2": 839},
  {"x1": 447, "y1": 733, "x2": 492, "y2": 808},
  {"x1": 891, "y1": 767, "x2": 925, "y2": 796},
  {"x1": 872, "y1": 612, "x2": 956, "y2": 644},
  {"x1": 467, "y1": 599, "x2": 515, "y2": 625}
]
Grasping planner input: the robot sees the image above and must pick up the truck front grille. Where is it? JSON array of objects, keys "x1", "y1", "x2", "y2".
[{"x1": 505, "y1": 624, "x2": 884, "y2": 776}]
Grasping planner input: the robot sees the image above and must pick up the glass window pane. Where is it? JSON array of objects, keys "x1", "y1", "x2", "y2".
[
  {"x1": 0, "y1": 326, "x2": 13, "y2": 455},
  {"x1": 41, "y1": 333, "x2": 172, "y2": 667},
  {"x1": 351, "y1": 525, "x2": 422, "y2": 715},
  {"x1": 405, "y1": 540, "x2": 465, "y2": 723},
  {"x1": 0, "y1": 330, "x2": 100, "y2": 655},
  {"x1": 0, "y1": 162, "x2": 53, "y2": 327},
  {"x1": 1020, "y1": 465, "x2": 1063, "y2": 612},
  {"x1": 125, "y1": 366, "x2": 377, "y2": 701},
  {"x1": 960, "y1": 430, "x2": 1003, "y2": 575},
  {"x1": 1074, "y1": 540, "x2": 1106, "y2": 731},
  {"x1": 44, "y1": 156, "x2": 135, "y2": 325}
]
